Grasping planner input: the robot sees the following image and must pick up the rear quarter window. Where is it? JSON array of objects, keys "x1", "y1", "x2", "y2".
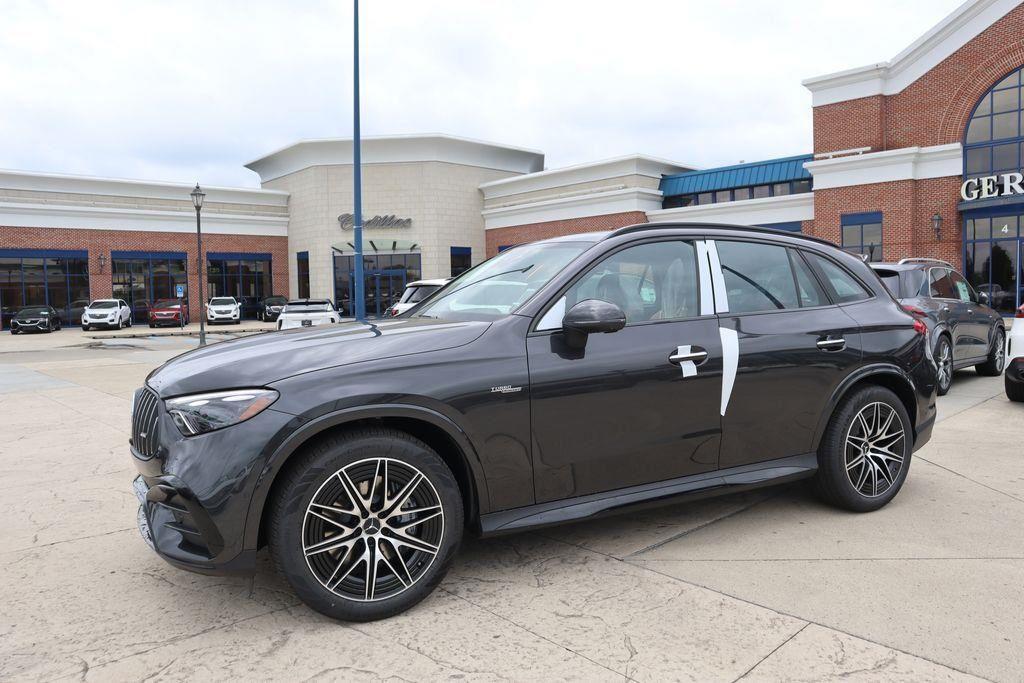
[
  {"x1": 806, "y1": 253, "x2": 872, "y2": 304},
  {"x1": 873, "y1": 269, "x2": 901, "y2": 297}
]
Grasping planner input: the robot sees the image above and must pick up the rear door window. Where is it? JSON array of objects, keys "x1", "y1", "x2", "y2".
[
  {"x1": 804, "y1": 253, "x2": 872, "y2": 304},
  {"x1": 716, "y1": 240, "x2": 811, "y2": 313},
  {"x1": 929, "y1": 268, "x2": 955, "y2": 299}
]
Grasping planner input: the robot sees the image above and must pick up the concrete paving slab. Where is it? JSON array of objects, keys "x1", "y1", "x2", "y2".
[
  {"x1": 634, "y1": 460, "x2": 1024, "y2": 561},
  {"x1": 0, "y1": 365, "x2": 74, "y2": 394},
  {"x1": 0, "y1": 533, "x2": 299, "y2": 680},
  {"x1": 84, "y1": 595, "x2": 621, "y2": 682},
  {"x1": 743, "y1": 624, "x2": 983, "y2": 682},
  {"x1": 446, "y1": 534, "x2": 806, "y2": 681}
]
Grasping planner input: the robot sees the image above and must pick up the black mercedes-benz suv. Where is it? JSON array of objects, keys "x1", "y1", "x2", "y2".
[{"x1": 131, "y1": 223, "x2": 937, "y2": 621}]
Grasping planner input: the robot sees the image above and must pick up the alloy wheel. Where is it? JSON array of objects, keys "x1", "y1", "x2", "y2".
[
  {"x1": 995, "y1": 332, "x2": 1005, "y2": 372},
  {"x1": 302, "y1": 457, "x2": 444, "y2": 602},
  {"x1": 844, "y1": 402, "x2": 906, "y2": 498},
  {"x1": 937, "y1": 340, "x2": 952, "y2": 390}
]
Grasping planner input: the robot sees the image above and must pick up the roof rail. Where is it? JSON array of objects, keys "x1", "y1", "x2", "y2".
[
  {"x1": 897, "y1": 257, "x2": 953, "y2": 268},
  {"x1": 608, "y1": 221, "x2": 838, "y2": 248}
]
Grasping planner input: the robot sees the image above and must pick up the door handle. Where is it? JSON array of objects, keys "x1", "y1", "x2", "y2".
[
  {"x1": 669, "y1": 347, "x2": 708, "y2": 364},
  {"x1": 816, "y1": 337, "x2": 846, "y2": 351}
]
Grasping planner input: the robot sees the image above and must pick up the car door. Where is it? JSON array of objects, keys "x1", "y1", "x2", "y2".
[
  {"x1": 710, "y1": 240, "x2": 863, "y2": 469},
  {"x1": 527, "y1": 238, "x2": 723, "y2": 502},
  {"x1": 928, "y1": 268, "x2": 972, "y2": 360},
  {"x1": 949, "y1": 268, "x2": 999, "y2": 359}
]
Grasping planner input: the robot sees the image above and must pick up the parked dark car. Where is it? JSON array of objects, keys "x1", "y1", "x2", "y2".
[
  {"x1": 149, "y1": 299, "x2": 189, "y2": 328},
  {"x1": 131, "y1": 223, "x2": 937, "y2": 622},
  {"x1": 10, "y1": 305, "x2": 61, "y2": 333},
  {"x1": 238, "y1": 296, "x2": 263, "y2": 320},
  {"x1": 870, "y1": 258, "x2": 1005, "y2": 395},
  {"x1": 258, "y1": 295, "x2": 288, "y2": 322}
]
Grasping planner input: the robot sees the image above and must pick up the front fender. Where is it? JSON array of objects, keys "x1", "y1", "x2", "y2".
[{"x1": 241, "y1": 403, "x2": 489, "y2": 550}]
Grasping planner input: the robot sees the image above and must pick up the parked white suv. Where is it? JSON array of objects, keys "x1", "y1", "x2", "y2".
[
  {"x1": 386, "y1": 278, "x2": 450, "y2": 317},
  {"x1": 277, "y1": 299, "x2": 339, "y2": 330},
  {"x1": 1006, "y1": 307, "x2": 1023, "y2": 402},
  {"x1": 82, "y1": 299, "x2": 132, "y2": 330},
  {"x1": 206, "y1": 297, "x2": 241, "y2": 325}
]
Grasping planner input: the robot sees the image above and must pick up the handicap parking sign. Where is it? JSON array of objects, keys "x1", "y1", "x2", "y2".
[{"x1": 175, "y1": 284, "x2": 184, "y2": 297}]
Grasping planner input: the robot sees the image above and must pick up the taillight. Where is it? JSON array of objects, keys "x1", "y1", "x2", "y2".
[
  {"x1": 1016, "y1": 305, "x2": 1024, "y2": 319},
  {"x1": 913, "y1": 318, "x2": 928, "y2": 336},
  {"x1": 901, "y1": 304, "x2": 927, "y2": 319}
]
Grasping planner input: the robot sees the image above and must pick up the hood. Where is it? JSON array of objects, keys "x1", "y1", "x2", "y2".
[{"x1": 147, "y1": 317, "x2": 490, "y2": 397}]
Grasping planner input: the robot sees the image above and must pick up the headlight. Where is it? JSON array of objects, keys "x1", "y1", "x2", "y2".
[{"x1": 166, "y1": 388, "x2": 279, "y2": 436}]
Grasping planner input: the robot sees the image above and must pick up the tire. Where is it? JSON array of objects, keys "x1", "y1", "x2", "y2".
[
  {"x1": 1006, "y1": 375, "x2": 1024, "y2": 402},
  {"x1": 975, "y1": 328, "x2": 1006, "y2": 376},
  {"x1": 149, "y1": 323, "x2": 155, "y2": 328},
  {"x1": 82, "y1": 325, "x2": 89, "y2": 331},
  {"x1": 269, "y1": 427, "x2": 463, "y2": 622},
  {"x1": 10, "y1": 328, "x2": 16, "y2": 335},
  {"x1": 812, "y1": 385, "x2": 913, "y2": 512},
  {"x1": 935, "y1": 335, "x2": 953, "y2": 396}
]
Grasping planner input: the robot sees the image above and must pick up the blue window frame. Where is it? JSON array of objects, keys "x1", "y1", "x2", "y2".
[
  {"x1": 840, "y1": 212, "x2": 883, "y2": 262},
  {"x1": 0, "y1": 249, "x2": 90, "y2": 328},
  {"x1": 111, "y1": 251, "x2": 188, "y2": 323},
  {"x1": 450, "y1": 246, "x2": 472, "y2": 277},
  {"x1": 205, "y1": 252, "x2": 273, "y2": 318}
]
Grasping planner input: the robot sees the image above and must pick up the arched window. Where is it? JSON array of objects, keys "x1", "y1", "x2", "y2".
[{"x1": 963, "y1": 66, "x2": 1023, "y2": 178}]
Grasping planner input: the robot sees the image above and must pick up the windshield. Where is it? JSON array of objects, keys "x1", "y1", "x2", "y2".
[
  {"x1": 17, "y1": 307, "x2": 49, "y2": 316},
  {"x1": 414, "y1": 241, "x2": 592, "y2": 321},
  {"x1": 210, "y1": 298, "x2": 235, "y2": 306},
  {"x1": 89, "y1": 301, "x2": 118, "y2": 309},
  {"x1": 400, "y1": 285, "x2": 441, "y2": 304},
  {"x1": 285, "y1": 301, "x2": 334, "y2": 312},
  {"x1": 153, "y1": 299, "x2": 182, "y2": 309}
]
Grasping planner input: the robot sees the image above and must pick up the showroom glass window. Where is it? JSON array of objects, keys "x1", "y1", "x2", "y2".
[
  {"x1": 0, "y1": 250, "x2": 90, "y2": 328},
  {"x1": 206, "y1": 253, "x2": 273, "y2": 317},
  {"x1": 112, "y1": 252, "x2": 187, "y2": 323},
  {"x1": 963, "y1": 66, "x2": 1024, "y2": 316},
  {"x1": 840, "y1": 212, "x2": 883, "y2": 262},
  {"x1": 333, "y1": 252, "x2": 422, "y2": 318},
  {"x1": 450, "y1": 247, "x2": 472, "y2": 277}
]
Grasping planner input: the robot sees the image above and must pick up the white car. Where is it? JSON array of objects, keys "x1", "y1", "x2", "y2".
[
  {"x1": 277, "y1": 299, "x2": 339, "y2": 330},
  {"x1": 82, "y1": 299, "x2": 132, "y2": 330},
  {"x1": 1006, "y1": 305, "x2": 1023, "y2": 402},
  {"x1": 385, "y1": 278, "x2": 450, "y2": 317},
  {"x1": 206, "y1": 297, "x2": 241, "y2": 325}
]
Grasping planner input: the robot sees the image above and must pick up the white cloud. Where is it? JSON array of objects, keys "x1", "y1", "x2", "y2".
[{"x1": 0, "y1": 0, "x2": 965, "y2": 187}]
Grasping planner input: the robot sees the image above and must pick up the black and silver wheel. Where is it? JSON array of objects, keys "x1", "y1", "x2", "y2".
[
  {"x1": 975, "y1": 328, "x2": 1005, "y2": 376},
  {"x1": 935, "y1": 335, "x2": 953, "y2": 395},
  {"x1": 269, "y1": 428, "x2": 463, "y2": 622},
  {"x1": 812, "y1": 385, "x2": 912, "y2": 512}
]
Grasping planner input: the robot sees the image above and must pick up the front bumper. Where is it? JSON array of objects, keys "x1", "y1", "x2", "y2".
[
  {"x1": 11, "y1": 320, "x2": 49, "y2": 331},
  {"x1": 207, "y1": 311, "x2": 239, "y2": 323},
  {"x1": 130, "y1": 386, "x2": 296, "y2": 575},
  {"x1": 150, "y1": 315, "x2": 183, "y2": 326}
]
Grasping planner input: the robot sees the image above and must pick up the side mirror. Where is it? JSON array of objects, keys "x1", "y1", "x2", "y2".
[
  {"x1": 561, "y1": 299, "x2": 626, "y2": 348},
  {"x1": 978, "y1": 291, "x2": 990, "y2": 306}
]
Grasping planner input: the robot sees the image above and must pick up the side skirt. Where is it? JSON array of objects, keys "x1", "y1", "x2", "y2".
[{"x1": 479, "y1": 453, "x2": 817, "y2": 536}]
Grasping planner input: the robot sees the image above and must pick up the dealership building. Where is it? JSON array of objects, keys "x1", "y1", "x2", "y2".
[{"x1": 2, "y1": 0, "x2": 1023, "y2": 325}]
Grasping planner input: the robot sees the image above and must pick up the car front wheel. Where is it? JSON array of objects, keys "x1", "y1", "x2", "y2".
[
  {"x1": 269, "y1": 428, "x2": 463, "y2": 622},
  {"x1": 812, "y1": 385, "x2": 912, "y2": 512},
  {"x1": 975, "y1": 328, "x2": 1005, "y2": 376}
]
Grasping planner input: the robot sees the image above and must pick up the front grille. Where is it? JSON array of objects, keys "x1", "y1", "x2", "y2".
[{"x1": 132, "y1": 388, "x2": 161, "y2": 458}]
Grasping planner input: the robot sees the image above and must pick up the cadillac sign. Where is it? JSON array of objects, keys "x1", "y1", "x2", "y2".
[
  {"x1": 337, "y1": 213, "x2": 411, "y2": 230},
  {"x1": 960, "y1": 172, "x2": 1024, "y2": 201}
]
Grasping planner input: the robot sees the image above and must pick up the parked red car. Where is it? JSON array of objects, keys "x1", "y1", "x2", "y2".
[{"x1": 148, "y1": 299, "x2": 189, "y2": 328}]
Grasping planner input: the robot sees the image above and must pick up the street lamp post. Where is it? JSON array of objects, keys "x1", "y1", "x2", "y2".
[
  {"x1": 191, "y1": 184, "x2": 207, "y2": 346},
  {"x1": 352, "y1": 0, "x2": 366, "y2": 322}
]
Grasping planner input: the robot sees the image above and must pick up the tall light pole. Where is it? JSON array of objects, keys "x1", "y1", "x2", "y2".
[
  {"x1": 191, "y1": 184, "x2": 207, "y2": 346},
  {"x1": 352, "y1": 0, "x2": 366, "y2": 322}
]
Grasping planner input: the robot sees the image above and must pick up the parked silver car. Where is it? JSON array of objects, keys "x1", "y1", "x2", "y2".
[{"x1": 871, "y1": 258, "x2": 1005, "y2": 395}]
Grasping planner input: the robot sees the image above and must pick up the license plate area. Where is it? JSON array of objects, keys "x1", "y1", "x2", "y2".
[{"x1": 301, "y1": 319, "x2": 312, "y2": 327}]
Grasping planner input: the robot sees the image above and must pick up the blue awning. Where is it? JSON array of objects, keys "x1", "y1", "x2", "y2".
[{"x1": 660, "y1": 154, "x2": 813, "y2": 197}]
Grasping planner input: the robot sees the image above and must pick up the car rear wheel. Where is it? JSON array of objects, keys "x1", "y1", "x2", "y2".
[
  {"x1": 935, "y1": 336, "x2": 953, "y2": 396},
  {"x1": 975, "y1": 328, "x2": 1005, "y2": 376},
  {"x1": 812, "y1": 385, "x2": 912, "y2": 512},
  {"x1": 1006, "y1": 374, "x2": 1024, "y2": 402},
  {"x1": 269, "y1": 428, "x2": 463, "y2": 622}
]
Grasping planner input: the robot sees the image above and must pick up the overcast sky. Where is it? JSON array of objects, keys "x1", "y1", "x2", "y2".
[{"x1": 1, "y1": 0, "x2": 965, "y2": 188}]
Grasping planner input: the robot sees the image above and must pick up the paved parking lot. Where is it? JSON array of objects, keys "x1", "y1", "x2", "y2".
[{"x1": 1, "y1": 328, "x2": 1021, "y2": 681}]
